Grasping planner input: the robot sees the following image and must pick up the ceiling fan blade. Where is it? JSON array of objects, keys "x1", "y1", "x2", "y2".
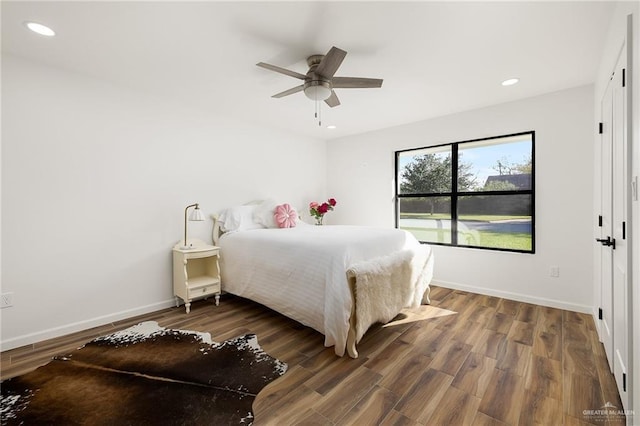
[
  {"x1": 315, "y1": 46, "x2": 347, "y2": 79},
  {"x1": 324, "y1": 90, "x2": 340, "y2": 108},
  {"x1": 256, "y1": 62, "x2": 307, "y2": 80},
  {"x1": 331, "y1": 77, "x2": 384, "y2": 89},
  {"x1": 272, "y1": 85, "x2": 304, "y2": 98}
]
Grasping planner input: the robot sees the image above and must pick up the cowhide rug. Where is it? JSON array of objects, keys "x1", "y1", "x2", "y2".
[{"x1": 0, "y1": 321, "x2": 287, "y2": 425}]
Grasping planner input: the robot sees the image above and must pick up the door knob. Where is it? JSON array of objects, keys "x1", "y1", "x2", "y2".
[{"x1": 596, "y1": 236, "x2": 616, "y2": 249}]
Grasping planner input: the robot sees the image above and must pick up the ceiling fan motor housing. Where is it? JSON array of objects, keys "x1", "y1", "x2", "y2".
[{"x1": 304, "y1": 55, "x2": 332, "y2": 101}]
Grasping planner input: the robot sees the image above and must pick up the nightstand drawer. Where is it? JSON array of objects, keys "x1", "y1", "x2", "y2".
[
  {"x1": 188, "y1": 283, "x2": 220, "y2": 299},
  {"x1": 183, "y1": 249, "x2": 219, "y2": 260}
]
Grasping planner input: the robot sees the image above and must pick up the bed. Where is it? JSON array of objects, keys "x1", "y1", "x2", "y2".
[{"x1": 212, "y1": 201, "x2": 434, "y2": 358}]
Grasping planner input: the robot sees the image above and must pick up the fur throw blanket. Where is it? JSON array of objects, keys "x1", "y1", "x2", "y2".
[{"x1": 346, "y1": 245, "x2": 433, "y2": 343}]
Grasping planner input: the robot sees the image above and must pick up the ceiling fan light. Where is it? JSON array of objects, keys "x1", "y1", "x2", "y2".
[{"x1": 304, "y1": 81, "x2": 332, "y2": 101}]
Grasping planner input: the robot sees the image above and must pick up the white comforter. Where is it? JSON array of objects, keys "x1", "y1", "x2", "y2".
[{"x1": 218, "y1": 225, "x2": 431, "y2": 356}]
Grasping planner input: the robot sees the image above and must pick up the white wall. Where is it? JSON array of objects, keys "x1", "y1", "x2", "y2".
[
  {"x1": 593, "y1": 2, "x2": 639, "y2": 420},
  {"x1": 327, "y1": 85, "x2": 594, "y2": 313},
  {"x1": 0, "y1": 55, "x2": 327, "y2": 350}
]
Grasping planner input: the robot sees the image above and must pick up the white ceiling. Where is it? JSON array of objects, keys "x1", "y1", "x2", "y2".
[{"x1": 2, "y1": 1, "x2": 615, "y2": 140}]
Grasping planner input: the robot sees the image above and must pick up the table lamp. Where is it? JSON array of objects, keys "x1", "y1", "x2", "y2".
[{"x1": 182, "y1": 203, "x2": 205, "y2": 249}]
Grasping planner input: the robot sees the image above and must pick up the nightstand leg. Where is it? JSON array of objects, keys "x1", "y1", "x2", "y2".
[
  {"x1": 215, "y1": 294, "x2": 220, "y2": 306},
  {"x1": 175, "y1": 296, "x2": 180, "y2": 308},
  {"x1": 185, "y1": 302, "x2": 191, "y2": 314}
]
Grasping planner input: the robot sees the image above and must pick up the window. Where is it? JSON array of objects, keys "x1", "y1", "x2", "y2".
[{"x1": 396, "y1": 131, "x2": 535, "y2": 253}]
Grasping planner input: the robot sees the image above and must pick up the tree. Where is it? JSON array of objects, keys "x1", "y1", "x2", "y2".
[
  {"x1": 493, "y1": 157, "x2": 513, "y2": 175},
  {"x1": 400, "y1": 153, "x2": 477, "y2": 194},
  {"x1": 492, "y1": 155, "x2": 532, "y2": 176},
  {"x1": 483, "y1": 180, "x2": 517, "y2": 191},
  {"x1": 400, "y1": 153, "x2": 477, "y2": 214},
  {"x1": 400, "y1": 153, "x2": 451, "y2": 194},
  {"x1": 457, "y1": 154, "x2": 477, "y2": 191},
  {"x1": 513, "y1": 155, "x2": 532, "y2": 174}
]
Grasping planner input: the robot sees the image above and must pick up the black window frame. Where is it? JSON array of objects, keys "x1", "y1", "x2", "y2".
[{"x1": 395, "y1": 131, "x2": 535, "y2": 254}]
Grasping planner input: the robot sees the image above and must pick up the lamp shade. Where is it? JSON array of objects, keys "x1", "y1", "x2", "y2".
[{"x1": 189, "y1": 206, "x2": 205, "y2": 221}]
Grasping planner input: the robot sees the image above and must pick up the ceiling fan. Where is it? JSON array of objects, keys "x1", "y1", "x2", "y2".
[{"x1": 256, "y1": 46, "x2": 383, "y2": 108}]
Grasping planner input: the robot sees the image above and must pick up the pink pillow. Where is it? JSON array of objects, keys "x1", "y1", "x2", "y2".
[{"x1": 274, "y1": 203, "x2": 297, "y2": 228}]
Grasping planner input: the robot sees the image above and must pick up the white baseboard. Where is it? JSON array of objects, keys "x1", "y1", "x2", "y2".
[
  {"x1": 431, "y1": 279, "x2": 593, "y2": 314},
  {"x1": 0, "y1": 299, "x2": 176, "y2": 351}
]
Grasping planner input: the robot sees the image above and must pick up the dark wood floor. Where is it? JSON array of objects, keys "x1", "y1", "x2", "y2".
[{"x1": 1, "y1": 286, "x2": 624, "y2": 425}]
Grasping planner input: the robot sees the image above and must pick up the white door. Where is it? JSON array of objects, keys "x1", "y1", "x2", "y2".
[
  {"x1": 598, "y1": 47, "x2": 629, "y2": 410},
  {"x1": 611, "y1": 52, "x2": 628, "y2": 409},
  {"x1": 599, "y1": 77, "x2": 614, "y2": 371}
]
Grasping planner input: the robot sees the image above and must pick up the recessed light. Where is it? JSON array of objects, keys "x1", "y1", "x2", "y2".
[
  {"x1": 501, "y1": 78, "x2": 519, "y2": 86},
  {"x1": 24, "y1": 22, "x2": 56, "y2": 37},
  {"x1": 326, "y1": 125, "x2": 337, "y2": 129}
]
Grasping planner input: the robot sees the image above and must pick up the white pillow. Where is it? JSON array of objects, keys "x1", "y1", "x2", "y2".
[
  {"x1": 253, "y1": 199, "x2": 279, "y2": 228},
  {"x1": 218, "y1": 205, "x2": 263, "y2": 232}
]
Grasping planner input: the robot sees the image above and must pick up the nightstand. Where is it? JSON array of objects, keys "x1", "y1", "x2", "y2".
[{"x1": 172, "y1": 239, "x2": 221, "y2": 313}]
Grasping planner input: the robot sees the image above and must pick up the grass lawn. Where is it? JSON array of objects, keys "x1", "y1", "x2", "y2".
[
  {"x1": 468, "y1": 231, "x2": 532, "y2": 251},
  {"x1": 402, "y1": 227, "x2": 532, "y2": 251}
]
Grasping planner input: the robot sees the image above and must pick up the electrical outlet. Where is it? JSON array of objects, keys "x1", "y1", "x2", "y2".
[
  {"x1": 550, "y1": 267, "x2": 560, "y2": 278},
  {"x1": 1, "y1": 292, "x2": 14, "y2": 308}
]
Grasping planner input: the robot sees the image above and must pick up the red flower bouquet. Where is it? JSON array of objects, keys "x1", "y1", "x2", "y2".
[{"x1": 309, "y1": 198, "x2": 337, "y2": 225}]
